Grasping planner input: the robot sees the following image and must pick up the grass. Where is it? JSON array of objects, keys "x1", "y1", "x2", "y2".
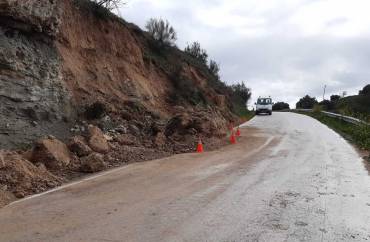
[{"x1": 295, "y1": 111, "x2": 370, "y2": 160}]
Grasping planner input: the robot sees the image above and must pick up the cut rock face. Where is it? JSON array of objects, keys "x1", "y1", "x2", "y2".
[
  {"x1": 80, "y1": 153, "x2": 106, "y2": 173},
  {"x1": 87, "y1": 125, "x2": 109, "y2": 154},
  {"x1": 31, "y1": 136, "x2": 71, "y2": 170}
]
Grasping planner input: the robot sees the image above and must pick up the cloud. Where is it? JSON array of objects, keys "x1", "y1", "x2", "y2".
[{"x1": 121, "y1": 0, "x2": 370, "y2": 108}]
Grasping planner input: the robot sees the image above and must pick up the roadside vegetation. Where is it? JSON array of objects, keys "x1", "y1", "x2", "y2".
[
  {"x1": 296, "y1": 85, "x2": 370, "y2": 122},
  {"x1": 296, "y1": 95, "x2": 318, "y2": 109},
  {"x1": 273, "y1": 102, "x2": 290, "y2": 111}
]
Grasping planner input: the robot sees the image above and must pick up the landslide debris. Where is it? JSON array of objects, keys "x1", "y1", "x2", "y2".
[
  {"x1": 0, "y1": 150, "x2": 62, "y2": 203},
  {"x1": 80, "y1": 153, "x2": 106, "y2": 173},
  {"x1": 0, "y1": 0, "x2": 249, "y2": 207},
  {"x1": 31, "y1": 136, "x2": 71, "y2": 170}
]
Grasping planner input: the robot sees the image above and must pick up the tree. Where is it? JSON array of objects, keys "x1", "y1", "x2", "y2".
[
  {"x1": 319, "y1": 99, "x2": 334, "y2": 111},
  {"x1": 92, "y1": 0, "x2": 124, "y2": 10},
  {"x1": 359, "y1": 84, "x2": 370, "y2": 95},
  {"x1": 184, "y1": 42, "x2": 208, "y2": 64},
  {"x1": 230, "y1": 82, "x2": 252, "y2": 104},
  {"x1": 273, "y1": 102, "x2": 290, "y2": 111},
  {"x1": 330, "y1": 95, "x2": 341, "y2": 102},
  {"x1": 296, "y1": 95, "x2": 318, "y2": 109},
  {"x1": 145, "y1": 18, "x2": 177, "y2": 46},
  {"x1": 209, "y1": 60, "x2": 220, "y2": 79}
]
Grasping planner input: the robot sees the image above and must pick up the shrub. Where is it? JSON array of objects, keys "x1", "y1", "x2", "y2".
[
  {"x1": 330, "y1": 95, "x2": 341, "y2": 102},
  {"x1": 273, "y1": 102, "x2": 290, "y2": 111},
  {"x1": 209, "y1": 60, "x2": 220, "y2": 80},
  {"x1": 169, "y1": 69, "x2": 207, "y2": 106},
  {"x1": 184, "y1": 42, "x2": 208, "y2": 64},
  {"x1": 91, "y1": 0, "x2": 124, "y2": 10},
  {"x1": 145, "y1": 18, "x2": 177, "y2": 46},
  {"x1": 228, "y1": 82, "x2": 252, "y2": 116},
  {"x1": 296, "y1": 95, "x2": 318, "y2": 109},
  {"x1": 359, "y1": 84, "x2": 370, "y2": 95},
  {"x1": 319, "y1": 99, "x2": 335, "y2": 111},
  {"x1": 313, "y1": 104, "x2": 323, "y2": 114}
]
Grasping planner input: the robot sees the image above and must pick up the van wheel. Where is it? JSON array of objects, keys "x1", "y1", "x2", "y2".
[
  {"x1": 269, "y1": 112, "x2": 272, "y2": 115},
  {"x1": 255, "y1": 111, "x2": 259, "y2": 115}
]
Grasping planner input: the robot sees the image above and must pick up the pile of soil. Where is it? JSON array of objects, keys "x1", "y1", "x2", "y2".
[{"x1": 0, "y1": 150, "x2": 62, "y2": 206}]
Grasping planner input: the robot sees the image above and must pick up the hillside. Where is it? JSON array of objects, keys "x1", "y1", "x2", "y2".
[
  {"x1": 0, "y1": 0, "x2": 246, "y2": 150},
  {"x1": 0, "y1": 0, "x2": 249, "y2": 205}
]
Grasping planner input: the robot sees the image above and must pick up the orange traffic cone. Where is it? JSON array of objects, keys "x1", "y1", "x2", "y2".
[
  {"x1": 230, "y1": 131, "x2": 237, "y2": 144},
  {"x1": 196, "y1": 139, "x2": 204, "y2": 153},
  {"x1": 236, "y1": 127, "x2": 241, "y2": 137}
]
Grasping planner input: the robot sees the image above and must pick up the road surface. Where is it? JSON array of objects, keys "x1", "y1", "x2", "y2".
[{"x1": 1, "y1": 112, "x2": 370, "y2": 242}]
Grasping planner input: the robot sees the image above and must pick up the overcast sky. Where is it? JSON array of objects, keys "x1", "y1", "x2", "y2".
[{"x1": 119, "y1": 0, "x2": 370, "y2": 108}]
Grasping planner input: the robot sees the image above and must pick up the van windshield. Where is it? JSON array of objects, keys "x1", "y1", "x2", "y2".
[{"x1": 257, "y1": 98, "x2": 272, "y2": 105}]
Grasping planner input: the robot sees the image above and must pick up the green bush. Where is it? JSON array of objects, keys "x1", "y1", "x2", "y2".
[
  {"x1": 169, "y1": 69, "x2": 207, "y2": 106},
  {"x1": 313, "y1": 104, "x2": 323, "y2": 113},
  {"x1": 296, "y1": 95, "x2": 318, "y2": 109},
  {"x1": 359, "y1": 84, "x2": 370, "y2": 95},
  {"x1": 272, "y1": 102, "x2": 290, "y2": 111},
  {"x1": 184, "y1": 42, "x2": 208, "y2": 64},
  {"x1": 209, "y1": 60, "x2": 220, "y2": 80},
  {"x1": 145, "y1": 18, "x2": 177, "y2": 47}
]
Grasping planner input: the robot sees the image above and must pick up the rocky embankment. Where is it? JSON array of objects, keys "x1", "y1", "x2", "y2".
[{"x1": 0, "y1": 0, "x2": 239, "y2": 207}]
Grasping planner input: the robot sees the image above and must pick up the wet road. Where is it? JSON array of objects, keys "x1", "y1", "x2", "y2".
[{"x1": 1, "y1": 112, "x2": 370, "y2": 242}]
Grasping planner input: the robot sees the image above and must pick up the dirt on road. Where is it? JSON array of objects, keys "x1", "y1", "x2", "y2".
[{"x1": 0, "y1": 112, "x2": 370, "y2": 242}]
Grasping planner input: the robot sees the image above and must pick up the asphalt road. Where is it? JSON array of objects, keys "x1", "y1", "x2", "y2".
[{"x1": 1, "y1": 112, "x2": 370, "y2": 242}]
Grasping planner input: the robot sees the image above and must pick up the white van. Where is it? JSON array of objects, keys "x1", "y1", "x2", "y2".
[{"x1": 255, "y1": 97, "x2": 273, "y2": 115}]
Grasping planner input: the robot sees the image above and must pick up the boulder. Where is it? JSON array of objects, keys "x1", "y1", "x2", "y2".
[
  {"x1": 80, "y1": 153, "x2": 106, "y2": 173},
  {"x1": 31, "y1": 137, "x2": 71, "y2": 170},
  {"x1": 68, "y1": 136, "x2": 92, "y2": 157},
  {"x1": 87, "y1": 125, "x2": 109, "y2": 154}
]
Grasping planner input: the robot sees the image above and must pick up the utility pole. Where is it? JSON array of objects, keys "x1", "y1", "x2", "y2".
[{"x1": 323, "y1": 85, "x2": 327, "y2": 101}]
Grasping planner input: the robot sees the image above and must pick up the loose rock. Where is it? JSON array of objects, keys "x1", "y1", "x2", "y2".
[
  {"x1": 31, "y1": 137, "x2": 71, "y2": 170},
  {"x1": 80, "y1": 153, "x2": 106, "y2": 173},
  {"x1": 68, "y1": 136, "x2": 92, "y2": 157},
  {"x1": 87, "y1": 125, "x2": 109, "y2": 154}
]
